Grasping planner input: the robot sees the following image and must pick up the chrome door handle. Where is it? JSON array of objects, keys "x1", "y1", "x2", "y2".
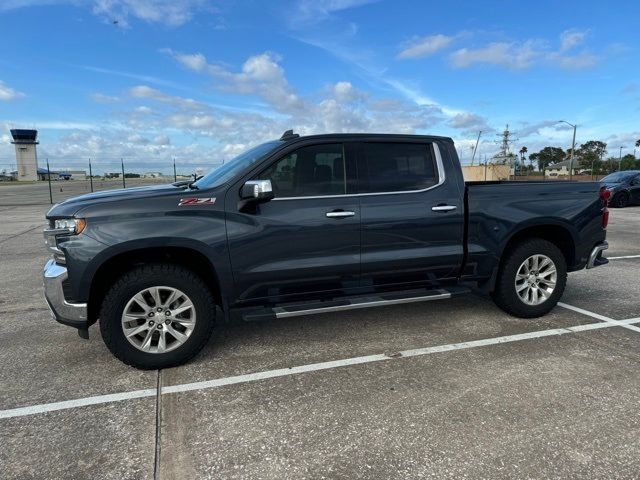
[
  {"x1": 326, "y1": 211, "x2": 355, "y2": 218},
  {"x1": 431, "y1": 205, "x2": 457, "y2": 212}
]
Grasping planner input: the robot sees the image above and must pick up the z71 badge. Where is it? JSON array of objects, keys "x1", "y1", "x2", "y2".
[{"x1": 178, "y1": 197, "x2": 216, "y2": 206}]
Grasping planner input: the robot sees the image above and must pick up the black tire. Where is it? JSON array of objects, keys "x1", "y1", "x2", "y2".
[
  {"x1": 613, "y1": 192, "x2": 629, "y2": 208},
  {"x1": 491, "y1": 238, "x2": 567, "y2": 318},
  {"x1": 100, "y1": 264, "x2": 216, "y2": 369}
]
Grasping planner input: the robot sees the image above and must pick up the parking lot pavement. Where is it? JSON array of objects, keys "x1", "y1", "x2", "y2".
[
  {"x1": 159, "y1": 328, "x2": 640, "y2": 479},
  {"x1": 0, "y1": 308, "x2": 158, "y2": 409},
  {"x1": 605, "y1": 206, "x2": 640, "y2": 257},
  {"x1": 563, "y1": 257, "x2": 640, "y2": 320},
  {"x1": 0, "y1": 400, "x2": 157, "y2": 480},
  {"x1": 160, "y1": 295, "x2": 597, "y2": 387},
  {"x1": 0, "y1": 204, "x2": 638, "y2": 479}
]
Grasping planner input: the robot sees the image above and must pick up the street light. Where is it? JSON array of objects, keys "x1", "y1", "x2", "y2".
[
  {"x1": 618, "y1": 146, "x2": 625, "y2": 171},
  {"x1": 558, "y1": 120, "x2": 577, "y2": 180}
]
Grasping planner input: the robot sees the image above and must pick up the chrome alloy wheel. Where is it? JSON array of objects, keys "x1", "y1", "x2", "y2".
[
  {"x1": 121, "y1": 286, "x2": 196, "y2": 354},
  {"x1": 514, "y1": 254, "x2": 557, "y2": 306}
]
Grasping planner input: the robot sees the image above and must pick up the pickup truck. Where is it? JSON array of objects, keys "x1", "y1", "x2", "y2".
[{"x1": 43, "y1": 131, "x2": 610, "y2": 369}]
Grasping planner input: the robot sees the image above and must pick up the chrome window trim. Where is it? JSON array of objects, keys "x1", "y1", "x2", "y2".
[{"x1": 272, "y1": 142, "x2": 445, "y2": 201}]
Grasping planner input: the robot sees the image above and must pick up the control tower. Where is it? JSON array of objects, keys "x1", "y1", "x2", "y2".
[{"x1": 10, "y1": 129, "x2": 39, "y2": 181}]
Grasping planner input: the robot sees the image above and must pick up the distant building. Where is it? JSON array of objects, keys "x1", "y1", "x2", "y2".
[
  {"x1": 545, "y1": 160, "x2": 587, "y2": 178},
  {"x1": 143, "y1": 172, "x2": 164, "y2": 178},
  {"x1": 462, "y1": 164, "x2": 511, "y2": 181},
  {"x1": 10, "y1": 129, "x2": 39, "y2": 181},
  {"x1": 65, "y1": 170, "x2": 87, "y2": 180},
  {"x1": 37, "y1": 167, "x2": 57, "y2": 181}
]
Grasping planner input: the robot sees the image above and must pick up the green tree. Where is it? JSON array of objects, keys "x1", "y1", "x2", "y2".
[
  {"x1": 620, "y1": 154, "x2": 640, "y2": 170},
  {"x1": 529, "y1": 147, "x2": 565, "y2": 171},
  {"x1": 576, "y1": 140, "x2": 607, "y2": 173},
  {"x1": 635, "y1": 139, "x2": 640, "y2": 148},
  {"x1": 519, "y1": 146, "x2": 528, "y2": 162}
]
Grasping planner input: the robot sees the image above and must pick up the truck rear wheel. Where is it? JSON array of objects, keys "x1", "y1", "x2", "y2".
[
  {"x1": 100, "y1": 264, "x2": 216, "y2": 369},
  {"x1": 491, "y1": 238, "x2": 567, "y2": 318}
]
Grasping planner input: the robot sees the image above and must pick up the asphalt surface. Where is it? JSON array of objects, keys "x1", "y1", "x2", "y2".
[{"x1": 0, "y1": 188, "x2": 639, "y2": 479}]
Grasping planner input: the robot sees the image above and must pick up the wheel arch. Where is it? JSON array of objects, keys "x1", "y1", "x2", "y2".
[
  {"x1": 482, "y1": 221, "x2": 577, "y2": 293},
  {"x1": 86, "y1": 241, "x2": 224, "y2": 325},
  {"x1": 501, "y1": 222, "x2": 576, "y2": 269}
]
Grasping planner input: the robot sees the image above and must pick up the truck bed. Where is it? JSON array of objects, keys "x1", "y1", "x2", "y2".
[{"x1": 463, "y1": 180, "x2": 606, "y2": 282}]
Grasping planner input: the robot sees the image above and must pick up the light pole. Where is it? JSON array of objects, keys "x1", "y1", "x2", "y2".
[
  {"x1": 618, "y1": 146, "x2": 625, "y2": 171},
  {"x1": 558, "y1": 120, "x2": 577, "y2": 180}
]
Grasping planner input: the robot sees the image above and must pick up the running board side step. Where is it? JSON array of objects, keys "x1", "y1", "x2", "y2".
[{"x1": 241, "y1": 286, "x2": 469, "y2": 321}]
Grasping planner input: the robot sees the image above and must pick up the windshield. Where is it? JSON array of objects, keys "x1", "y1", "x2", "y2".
[
  {"x1": 601, "y1": 171, "x2": 635, "y2": 183},
  {"x1": 192, "y1": 140, "x2": 283, "y2": 189}
]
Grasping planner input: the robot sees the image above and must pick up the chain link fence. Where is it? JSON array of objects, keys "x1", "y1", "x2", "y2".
[{"x1": 0, "y1": 159, "x2": 219, "y2": 206}]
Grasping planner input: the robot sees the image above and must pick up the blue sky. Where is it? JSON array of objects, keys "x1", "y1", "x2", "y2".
[{"x1": 0, "y1": 0, "x2": 638, "y2": 173}]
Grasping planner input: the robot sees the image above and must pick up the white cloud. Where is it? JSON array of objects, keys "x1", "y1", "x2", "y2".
[
  {"x1": 450, "y1": 41, "x2": 542, "y2": 70},
  {"x1": 166, "y1": 50, "x2": 447, "y2": 132},
  {"x1": 1, "y1": 0, "x2": 212, "y2": 27},
  {"x1": 0, "y1": 0, "x2": 68, "y2": 12},
  {"x1": 397, "y1": 34, "x2": 455, "y2": 59},
  {"x1": 447, "y1": 113, "x2": 492, "y2": 136},
  {"x1": 449, "y1": 30, "x2": 599, "y2": 71},
  {"x1": 332, "y1": 81, "x2": 364, "y2": 102},
  {"x1": 292, "y1": 0, "x2": 379, "y2": 23},
  {"x1": 80, "y1": 65, "x2": 178, "y2": 89},
  {"x1": 0, "y1": 81, "x2": 25, "y2": 101},
  {"x1": 560, "y1": 29, "x2": 588, "y2": 51},
  {"x1": 92, "y1": 0, "x2": 209, "y2": 27},
  {"x1": 173, "y1": 52, "x2": 208, "y2": 72},
  {"x1": 90, "y1": 93, "x2": 121, "y2": 104},
  {"x1": 165, "y1": 50, "x2": 305, "y2": 115}
]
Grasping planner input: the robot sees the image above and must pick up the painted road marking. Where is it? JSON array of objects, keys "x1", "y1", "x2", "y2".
[
  {"x1": 607, "y1": 254, "x2": 640, "y2": 260},
  {"x1": 558, "y1": 302, "x2": 640, "y2": 333},
  {"x1": 1, "y1": 310, "x2": 639, "y2": 420}
]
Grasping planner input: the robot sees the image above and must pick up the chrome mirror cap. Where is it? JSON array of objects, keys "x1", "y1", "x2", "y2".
[{"x1": 241, "y1": 180, "x2": 274, "y2": 201}]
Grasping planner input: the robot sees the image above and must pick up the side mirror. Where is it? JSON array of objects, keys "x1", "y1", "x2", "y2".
[{"x1": 240, "y1": 180, "x2": 275, "y2": 202}]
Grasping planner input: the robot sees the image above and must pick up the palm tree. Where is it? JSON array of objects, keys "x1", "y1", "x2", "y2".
[{"x1": 519, "y1": 146, "x2": 528, "y2": 174}]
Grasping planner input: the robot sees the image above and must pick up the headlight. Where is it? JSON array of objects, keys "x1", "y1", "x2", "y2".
[
  {"x1": 54, "y1": 218, "x2": 86, "y2": 235},
  {"x1": 44, "y1": 218, "x2": 86, "y2": 263}
]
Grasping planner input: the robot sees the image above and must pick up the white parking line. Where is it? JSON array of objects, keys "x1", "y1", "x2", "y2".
[
  {"x1": 1, "y1": 309, "x2": 639, "y2": 421},
  {"x1": 607, "y1": 254, "x2": 640, "y2": 260},
  {"x1": 558, "y1": 302, "x2": 640, "y2": 334},
  {"x1": 0, "y1": 388, "x2": 157, "y2": 420}
]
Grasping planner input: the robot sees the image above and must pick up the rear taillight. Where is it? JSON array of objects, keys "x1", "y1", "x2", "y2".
[{"x1": 599, "y1": 187, "x2": 610, "y2": 229}]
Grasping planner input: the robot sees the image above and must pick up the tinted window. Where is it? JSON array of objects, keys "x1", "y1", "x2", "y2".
[
  {"x1": 360, "y1": 143, "x2": 438, "y2": 193},
  {"x1": 193, "y1": 141, "x2": 282, "y2": 189},
  {"x1": 601, "y1": 171, "x2": 636, "y2": 183},
  {"x1": 259, "y1": 144, "x2": 345, "y2": 197}
]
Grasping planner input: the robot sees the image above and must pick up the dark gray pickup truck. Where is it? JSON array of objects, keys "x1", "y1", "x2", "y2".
[{"x1": 43, "y1": 131, "x2": 610, "y2": 369}]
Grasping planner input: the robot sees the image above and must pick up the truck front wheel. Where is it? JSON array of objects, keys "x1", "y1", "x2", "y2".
[
  {"x1": 100, "y1": 264, "x2": 216, "y2": 369},
  {"x1": 491, "y1": 238, "x2": 567, "y2": 318}
]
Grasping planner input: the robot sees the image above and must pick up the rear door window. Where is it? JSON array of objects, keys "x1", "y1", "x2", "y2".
[{"x1": 360, "y1": 142, "x2": 438, "y2": 193}]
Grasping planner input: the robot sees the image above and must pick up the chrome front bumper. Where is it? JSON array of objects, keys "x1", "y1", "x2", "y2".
[
  {"x1": 586, "y1": 241, "x2": 609, "y2": 269},
  {"x1": 43, "y1": 259, "x2": 87, "y2": 327}
]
